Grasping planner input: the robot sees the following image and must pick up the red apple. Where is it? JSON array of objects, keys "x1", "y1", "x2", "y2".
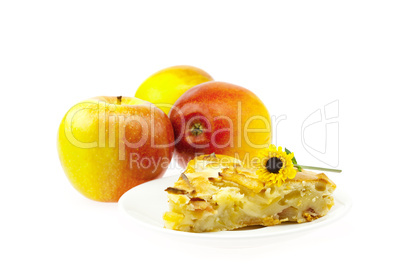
[
  {"x1": 57, "y1": 96, "x2": 174, "y2": 202},
  {"x1": 169, "y1": 81, "x2": 271, "y2": 168}
]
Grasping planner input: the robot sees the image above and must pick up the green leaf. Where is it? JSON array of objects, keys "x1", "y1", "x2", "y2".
[
  {"x1": 285, "y1": 148, "x2": 302, "y2": 172},
  {"x1": 285, "y1": 148, "x2": 297, "y2": 164}
]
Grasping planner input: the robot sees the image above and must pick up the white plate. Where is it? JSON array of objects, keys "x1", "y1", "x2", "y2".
[{"x1": 118, "y1": 175, "x2": 352, "y2": 247}]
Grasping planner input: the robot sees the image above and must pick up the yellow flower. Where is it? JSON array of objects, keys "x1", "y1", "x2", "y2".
[{"x1": 256, "y1": 144, "x2": 297, "y2": 186}]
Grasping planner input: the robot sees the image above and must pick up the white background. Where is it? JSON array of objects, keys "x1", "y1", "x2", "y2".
[{"x1": 1, "y1": 0, "x2": 401, "y2": 267}]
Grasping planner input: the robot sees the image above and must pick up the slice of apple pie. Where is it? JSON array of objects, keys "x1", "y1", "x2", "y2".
[{"x1": 163, "y1": 154, "x2": 336, "y2": 232}]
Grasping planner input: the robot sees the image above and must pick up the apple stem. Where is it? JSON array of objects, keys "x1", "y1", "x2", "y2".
[{"x1": 117, "y1": 96, "x2": 122, "y2": 105}]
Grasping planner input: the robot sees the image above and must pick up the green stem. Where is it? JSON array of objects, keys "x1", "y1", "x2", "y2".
[{"x1": 295, "y1": 165, "x2": 342, "y2": 173}]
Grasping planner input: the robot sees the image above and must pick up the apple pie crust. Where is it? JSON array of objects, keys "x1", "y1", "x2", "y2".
[{"x1": 163, "y1": 154, "x2": 336, "y2": 232}]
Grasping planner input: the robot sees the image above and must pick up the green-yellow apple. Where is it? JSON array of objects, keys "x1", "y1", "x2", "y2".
[
  {"x1": 57, "y1": 96, "x2": 174, "y2": 202},
  {"x1": 169, "y1": 81, "x2": 271, "y2": 168},
  {"x1": 135, "y1": 65, "x2": 213, "y2": 115}
]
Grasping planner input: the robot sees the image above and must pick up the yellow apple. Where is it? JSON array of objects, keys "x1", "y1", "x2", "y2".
[
  {"x1": 135, "y1": 65, "x2": 213, "y2": 115},
  {"x1": 57, "y1": 96, "x2": 174, "y2": 202}
]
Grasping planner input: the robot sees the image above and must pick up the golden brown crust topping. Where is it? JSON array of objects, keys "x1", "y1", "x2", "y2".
[
  {"x1": 219, "y1": 168, "x2": 264, "y2": 193},
  {"x1": 165, "y1": 187, "x2": 190, "y2": 195},
  {"x1": 167, "y1": 155, "x2": 335, "y2": 195}
]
